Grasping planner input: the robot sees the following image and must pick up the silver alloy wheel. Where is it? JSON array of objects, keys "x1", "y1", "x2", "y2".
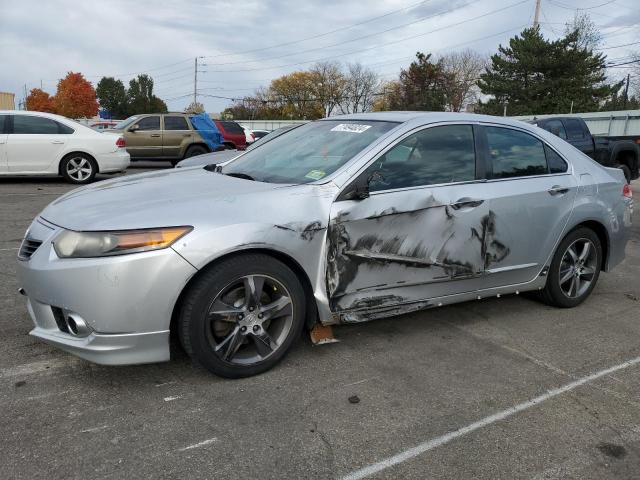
[
  {"x1": 559, "y1": 238, "x2": 598, "y2": 298},
  {"x1": 66, "y1": 156, "x2": 93, "y2": 182},
  {"x1": 205, "y1": 274, "x2": 294, "y2": 365}
]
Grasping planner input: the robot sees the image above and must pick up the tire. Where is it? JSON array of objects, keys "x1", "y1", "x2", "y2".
[
  {"x1": 60, "y1": 153, "x2": 98, "y2": 184},
  {"x1": 178, "y1": 254, "x2": 306, "y2": 378},
  {"x1": 619, "y1": 164, "x2": 631, "y2": 184},
  {"x1": 540, "y1": 227, "x2": 602, "y2": 308},
  {"x1": 184, "y1": 145, "x2": 208, "y2": 159}
]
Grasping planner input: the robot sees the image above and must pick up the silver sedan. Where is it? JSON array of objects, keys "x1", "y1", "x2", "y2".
[{"x1": 17, "y1": 112, "x2": 633, "y2": 378}]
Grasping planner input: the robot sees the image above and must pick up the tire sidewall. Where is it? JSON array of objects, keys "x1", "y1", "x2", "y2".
[
  {"x1": 546, "y1": 228, "x2": 602, "y2": 308},
  {"x1": 61, "y1": 154, "x2": 97, "y2": 184},
  {"x1": 179, "y1": 255, "x2": 306, "y2": 378},
  {"x1": 184, "y1": 146, "x2": 208, "y2": 158}
]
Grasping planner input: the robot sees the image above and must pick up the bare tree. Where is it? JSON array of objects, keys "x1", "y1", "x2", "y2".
[
  {"x1": 440, "y1": 49, "x2": 486, "y2": 112},
  {"x1": 339, "y1": 62, "x2": 381, "y2": 114},
  {"x1": 564, "y1": 12, "x2": 602, "y2": 50},
  {"x1": 310, "y1": 61, "x2": 346, "y2": 117}
]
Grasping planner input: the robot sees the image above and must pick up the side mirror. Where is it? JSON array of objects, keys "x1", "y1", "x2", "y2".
[
  {"x1": 339, "y1": 171, "x2": 385, "y2": 201},
  {"x1": 129, "y1": 124, "x2": 139, "y2": 133}
]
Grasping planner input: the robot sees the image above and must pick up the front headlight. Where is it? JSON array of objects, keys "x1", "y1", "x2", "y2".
[{"x1": 53, "y1": 226, "x2": 193, "y2": 258}]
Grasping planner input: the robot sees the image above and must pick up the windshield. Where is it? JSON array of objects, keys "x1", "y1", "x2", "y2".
[
  {"x1": 222, "y1": 120, "x2": 399, "y2": 183},
  {"x1": 113, "y1": 116, "x2": 139, "y2": 129}
]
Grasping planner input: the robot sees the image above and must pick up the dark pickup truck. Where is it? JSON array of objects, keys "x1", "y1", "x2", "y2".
[{"x1": 533, "y1": 116, "x2": 639, "y2": 182}]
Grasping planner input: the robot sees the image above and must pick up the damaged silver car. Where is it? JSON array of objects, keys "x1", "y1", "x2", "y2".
[{"x1": 17, "y1": 112, "x2": 633, "y2": 378}]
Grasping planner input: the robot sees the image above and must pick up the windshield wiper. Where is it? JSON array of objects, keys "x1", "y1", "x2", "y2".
[{"x1": 225, "y1": 172, "x2": 255, "y2": 181}]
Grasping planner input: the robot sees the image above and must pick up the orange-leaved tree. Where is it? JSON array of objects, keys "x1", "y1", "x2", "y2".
[
  {"x1": 54, "y1": 72, "x2": 99, "y2": 118},
  {"x1": 26, "y1": 88, "x2": 57, "y2": 113}
]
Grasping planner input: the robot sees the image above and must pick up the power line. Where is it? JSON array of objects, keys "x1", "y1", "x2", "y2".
[
  {"x1": 547, "y1": 0, "x2": 617, "y2": 10},
  {"x1": 203, "y1": 0, "x2": 434, "y2": 60},
  {"x1": 201, "y1": 0, "x2": 529, "y2": 74},
  {"x1": 204, "y1": 0, "x2": 476, "y2": 67}
]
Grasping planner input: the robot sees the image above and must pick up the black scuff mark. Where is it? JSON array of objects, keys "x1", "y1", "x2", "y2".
[
  {"x1": 300, "y1": 221, "x2": 324, "y2": 241},
  {"x1": 470, "y1": 211, "x2": 510, "y2": 269},
  {"x1": 274, "y1": 224, "x2": 296, "y2": 232},
  {"x1": 341, "y1": 300, "x2": 433, "y2": 323}
]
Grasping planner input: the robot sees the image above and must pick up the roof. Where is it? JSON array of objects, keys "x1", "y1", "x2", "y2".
[{"x1": 322, "y1": 111, "x2": 533, "y2": 128}]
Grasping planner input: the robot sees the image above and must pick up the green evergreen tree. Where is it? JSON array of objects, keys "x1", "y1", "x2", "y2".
[
  {"x1": 96, "y1": 77, "x2": 128, "y2": 118},
  {"x1": 477, "y1": 27, "x2": 621, "y2": 115},
  {"x1": 126, "y1": 75, "x2": 168, "y2": 114}
]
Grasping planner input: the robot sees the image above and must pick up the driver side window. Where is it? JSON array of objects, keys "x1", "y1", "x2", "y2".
[
  {"x1": 363, "y1": 124, "x2": 477, "y2": 192},
  {"x1": 133, "y1": 116, "x2": 160, "y2": 131}
]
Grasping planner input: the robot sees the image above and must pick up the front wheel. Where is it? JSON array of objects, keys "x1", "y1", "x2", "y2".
[
  {"x1": 178, "y1": 254, "x2": 306, "y2": 378},
  {"x1": 540, "y1": 227, "x2": 602, "y2": 308},
  {"x1": 61, "y1": 154, "x2": 97, "y2": 184}
]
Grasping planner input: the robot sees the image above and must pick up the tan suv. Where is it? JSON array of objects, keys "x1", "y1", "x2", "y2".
[{"x1": 111, "y1": 113, "x2": 216, "y2": 165}]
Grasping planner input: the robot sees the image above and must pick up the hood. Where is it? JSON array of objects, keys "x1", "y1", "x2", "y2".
[{"x1": 40, "y1": 167, "x2": 291, "y2": 231}]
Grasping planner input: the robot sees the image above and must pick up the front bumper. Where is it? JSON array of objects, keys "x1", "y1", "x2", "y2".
[{"x1": 17, "y1": 218, "x2": 197, "y2": 365}]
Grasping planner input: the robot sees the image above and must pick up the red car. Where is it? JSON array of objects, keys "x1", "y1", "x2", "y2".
[{"x1": 214, "y1": 120, "x2": 247, "y2": 150}]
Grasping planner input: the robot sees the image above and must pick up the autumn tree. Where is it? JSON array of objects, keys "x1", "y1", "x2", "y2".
[
  {"x1": 96, "y1": 77, "x2": 128, "y2": 118},
  {"x1": 270, "y1": 71, "x2": 323, "y2": 119},
  {"x1": 26, "y1": 88, "x2": 56, "y2": 113},
  {"x1": 185, "y1": 101, "x2": 205, "y2": 114},
  {"x1": 54, "y1": 72, "x2": 99, "y2": 118}
]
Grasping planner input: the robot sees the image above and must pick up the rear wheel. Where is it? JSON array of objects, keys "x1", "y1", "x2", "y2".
[
  {"x1": 184, "y1": 145, "x2": 208, "y2": 159},
  {"x1": 60, "y1": 153, "x2": 97, "y2": 184},
  {"x1": 618, "y1": 164, "x2": 631, "y2": 184},
  {"x1": 540, "y1": 227, "x2": 602, "y2": 308},
  {"x1": 178, "y1": 254, "x2": 306, "y2": 378}
]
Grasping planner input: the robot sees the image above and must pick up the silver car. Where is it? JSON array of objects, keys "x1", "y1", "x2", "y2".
[{"x1": 17, "y1": 112, "x2": 633, "y2": 378}]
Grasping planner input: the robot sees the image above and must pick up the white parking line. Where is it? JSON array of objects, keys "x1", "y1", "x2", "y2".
[
  {"x1": 342, "y1": 355, "x2": 640, "y2": 480},
  {"x1": 177, "y1": 438, "x2": 217, "y2": 451}
]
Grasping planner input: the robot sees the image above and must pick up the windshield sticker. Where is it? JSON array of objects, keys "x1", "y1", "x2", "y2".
[
  {"x1": 305, "y1": 170, "x2": 327, "y2": 180},
  {"x1": 330, "y1": 124, "x2": 372, "y2": 133}
]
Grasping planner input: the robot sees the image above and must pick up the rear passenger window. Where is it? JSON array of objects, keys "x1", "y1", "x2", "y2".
[
  {"x1": 12, "y1": 115, "x2": 61, "y2": 134},
  {"x1": 164, "y1": 116, "x2": 189, "y2": 130},
  {"x1": 564, "y1": 119, "x2": 586, "y2": 140},
  {"x1": 545, "y1": 145, "x2": 568, "y2": 173},
  {"x1": 485, "y1": 127, "x2": 547, "y2": 179},
  {"x1": 58, "y1": 123, "x2": 74, "y2": 134},
  {"x1": 365, "y1": 125, "x2": 476, "y2": 191},
  {"x1": 542, "y1": 120, "x2": 567, "y2": 140},
  {"x1": 134, "y1": 116, "x2": 160, "y2": 131},
  {"x1": 0, "y1": 115, "x2": 7, "y2": 134},
  {"x1": 220, "y1": 121, "x2": 244, "y2": 134}
]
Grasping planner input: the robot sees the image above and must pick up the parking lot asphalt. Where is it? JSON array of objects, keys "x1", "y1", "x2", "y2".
[{"x1": 1, "y1": 164, "x2": 639, "y2": 480}]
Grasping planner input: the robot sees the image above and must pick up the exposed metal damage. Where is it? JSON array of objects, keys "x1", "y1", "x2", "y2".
[{"x1": 326, "y1": 196, "x2": 512, "y2": 321}]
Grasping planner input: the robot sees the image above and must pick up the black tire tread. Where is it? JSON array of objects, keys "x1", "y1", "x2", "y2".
[{"x1": 178, "y1": 253, "x2": 305, "y2": 378}]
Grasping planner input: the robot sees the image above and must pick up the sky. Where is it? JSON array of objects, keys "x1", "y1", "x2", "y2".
[{"x1": 0, "y1": 0, "x2": 638, "y2": 116}]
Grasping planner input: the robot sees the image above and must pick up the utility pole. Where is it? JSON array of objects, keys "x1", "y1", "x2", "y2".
[
  {"x1": 533, "y1": 0, "x2": 541, "y2": 28},
  {"x1": 194, "y1": 57, "x2": 198, "y2": 106},
  {"x1": 24, "y1": 84, "x2": 28, "y2": 110},
  {"x1": 623, "y1": 73, "x2": 630, "y2": 109}
]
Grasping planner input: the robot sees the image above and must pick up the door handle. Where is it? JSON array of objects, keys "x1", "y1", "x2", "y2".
[
  {"x1": 51, "y1": 140, "x2": 65, "y2": 144},
  {"x1": 150, "y1": 134, "x2": 161, "y2": 138},
  {"x1": 183, "y1": 134, "x2": 191, "y2": 137},
  {"x1": 548, "y1": 185, "x2": 569, "y2": 196},
  {"x1": 451, "y1": 198, "x2": 484, "y2": 210}
]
